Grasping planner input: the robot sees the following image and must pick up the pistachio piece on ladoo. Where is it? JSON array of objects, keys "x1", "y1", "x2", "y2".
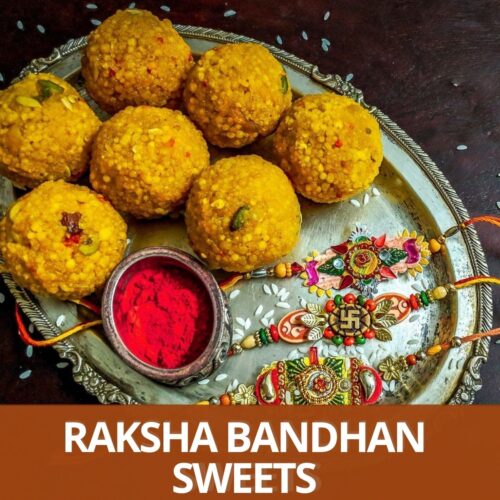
[
  {"x1": 0, "y1": 73, "x2": 100, "y2": 188},
  {"x1": 186, "y1": 155, "x2": 301, "y2": 273},
  {"x1": 0, "y1": 181, "x2": 127, "y2": 300}
]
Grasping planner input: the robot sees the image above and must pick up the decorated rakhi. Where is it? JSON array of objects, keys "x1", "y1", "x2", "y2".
[
  {"x1": 378, "y1": 327, "x2": 500, "y2": 386},
  {"x1": 221, "y1": 216, "x2": 500, "y2": 297},
  {"x1": 200, "y1": 328, "x2": 500, "y2": 406},
  {"x1": 228, "y1": 275, "x2": 500, "y2": 351},
  {"x1": 198, "y1": 347, "x2": 382, "y2": 406}
]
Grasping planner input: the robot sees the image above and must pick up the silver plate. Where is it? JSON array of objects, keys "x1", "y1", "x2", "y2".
[{"x1": 0, "y1": 26, "x2": 492, "y2": 405}]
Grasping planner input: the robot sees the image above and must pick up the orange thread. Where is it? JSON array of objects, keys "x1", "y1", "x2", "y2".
[
  {"x1": 462, "y1": 215, "x2": 500, "y2": 228},
  {"x1": 219, "y1": 273, "x2": 244, "y2": 291},
  {"x1": 454, "y1": 275, "x2": 500, "y2": 289},
  {"x1": 15, "y1": 305, "x2": 102, "y2": 347}
]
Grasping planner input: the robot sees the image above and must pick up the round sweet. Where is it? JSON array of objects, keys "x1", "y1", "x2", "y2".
[
  {"x1": 183, "y1": 43, "x2": 292, "y2": 148},
  {"x1": 273, "y1": 93, "x2": 383, "y2": 203},
  {"x1": 82, "y1": 9, "x2": 193, "y2": 113},
  {"x1": 185, "y1": 155, "x2": 301, "y2": 272},
  {"x1": 0, "y1": 73, "x2": 100, "y2": 188},
  {"x1": 90, "y1": 106, "x2": 210, "y2": 219},
  {"x1": 0, "y1": 181, "x2": 127, "y2": 300}
]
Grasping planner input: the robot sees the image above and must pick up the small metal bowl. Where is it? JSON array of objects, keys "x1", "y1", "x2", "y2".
[{"x1": 102, "y1": 247, "x2": 232, "y2": 386}]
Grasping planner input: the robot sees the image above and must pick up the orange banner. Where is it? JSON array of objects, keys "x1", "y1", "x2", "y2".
[{"x1": 0, "y1": 405, "x2": 498, "y2": 498}]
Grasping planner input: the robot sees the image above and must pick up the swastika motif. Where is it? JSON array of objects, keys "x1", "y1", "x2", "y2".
[
  {"x1": 339, "y1": 307, "x2": 362, "y2": 330},
  {"x1": 329, "y1": 304, "x2": 371, "y2": 337}
]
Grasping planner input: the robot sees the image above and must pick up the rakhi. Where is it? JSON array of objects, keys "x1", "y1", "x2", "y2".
[
  {"x1": 221, "y1": 216, "x2": 500, "y2": 297},
  {"x1": 198, "y1": 347, "x2": 382, "y2": 406},
  {"x1": 378, "y1": 327, "x2": 500, "y2": 385},
  {"x1": 200, "y1": 329, "x2": 500, "y2": 406},
  {"x1": 228, "y1": 275, "x2": 500, "y2": 352}
]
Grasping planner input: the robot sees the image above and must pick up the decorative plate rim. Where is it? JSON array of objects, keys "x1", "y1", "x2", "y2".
[{"x1": 5, "y1": 25, "x2": 492, "y2": 405}]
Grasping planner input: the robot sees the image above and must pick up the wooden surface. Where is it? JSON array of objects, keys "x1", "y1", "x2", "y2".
[{"x1": 0, "y1": 0, "x2": 498, "y2": 403}]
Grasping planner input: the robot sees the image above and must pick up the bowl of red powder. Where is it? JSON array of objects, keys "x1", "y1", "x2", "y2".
[{"x1": 102, "y1": 247, "x2": 232, "y2": 385}]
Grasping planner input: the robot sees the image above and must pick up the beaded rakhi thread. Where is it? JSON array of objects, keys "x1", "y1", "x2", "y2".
[
  {"x1": 221, "y1": 216, "x2": 500, "y2": 297},
  {"x1": 228, "y1": 275, "x2": 500, "y2": 353},
  {"x1": 198, "y1": 346, "x2": 383, "y2": 406}
]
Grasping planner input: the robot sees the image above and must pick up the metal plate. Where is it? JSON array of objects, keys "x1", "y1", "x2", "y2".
[{"x1": 0, "y1": 26, "x2": 492, "y2": 404}]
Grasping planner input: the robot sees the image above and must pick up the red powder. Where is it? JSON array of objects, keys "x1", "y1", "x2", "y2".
[{"x1": 113, "y1": 260, "x2": 213, "y2": 369}]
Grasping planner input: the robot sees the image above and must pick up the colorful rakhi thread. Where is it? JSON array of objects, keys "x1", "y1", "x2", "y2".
[
  {"x1": 228, "y1": 275, "x2": 500, "y2": 354},
  {"x1": 378, "y1": 327, "x2": 500, "y2": 384},
  {"x1": 220, "y1": 216, "x2": 500, "y2": 297},
  {"x1": 198, "y1": 346, "x2": 383, "y2": 406},
  {"x1": 200, "y1": 328, "x2": 500, "y2": 406}
]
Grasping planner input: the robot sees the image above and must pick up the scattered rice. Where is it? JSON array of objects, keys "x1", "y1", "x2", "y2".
[
  {"x1": 244, "y1": 318, "x2": 251, "y2": 330},
  {"x1": 235, "y1": 317, "x2": 246, "y2": 327},
  {"x1": 28, "y1": 323, "x2": 35, "y2": 334},
  {"x1": 324, "y1": 11, "x2": 330, "y2": 21},
  {"x1": 234, "y1": 328, "x2": 245, "y2": 336},
  {"x1": 56, "y1": 362, "x2": 69, "y2": 369},
  {"x1": 26, "y1": 345, "x2": 33, "y2": 358},
  {"x1": 160, "y1": 5, "x2": 171, "y2": 12},
  {"x1": 350, "y1": 199, "x2": 361, "y2": 208},
  {"x1": 276, "y1": 302, "x2": 290, "y2": 309},
  {"x1": 345, "y1": 73, "x2": 354, "y2": 82},
  {"x1": 56, "y1": 315, "x2": 66, "y2": 328},
  {"x1": 260, "y1": 318, "x2": 269, "y2": 327},
  {"x1": 16, "y1": 20, "x2": 24, "y2": 30},
  {"x1": 0, "y1": 293, "x2": 4, "y2": 304},
  {"x1": 263, "y1": 284, "x2": 272, "y2": 295},
  {"x1": 255, "y1": 304, "x2": 263, "y2": 316},
  {"x1": 86, "y1": 3, "x2": 98, "y2": 9},
  {"x1": 19, "y1": 369, "x2": 32, "y2": 380},
  {"x1": 299, "y1": 298, "x2": 307, "y2": 308},
  {"x1": 276, "y1": 35, "x2": 283, "y2": 45},
  {"x1": 229, "y1": 290, "x2": 240, "y2": 300},
  {"x1": 90, "y1": 19, "x2": 101, "y2": 26},
  {"x1": 456, "y1": 144, "x2": 468, "y2": 151},
  {"x1": 271, "y1": 283, "x2": 279, "y2": 295},
  {"x1": 363, "y1": 193, "x2": 370, "y2": 205},
  {"x1": 263, "y1": 310, "x2": 274, "y2": 319},
  {"x1": 301, "y1": 31, "x2": 308, "y2": 40},
  {"x1": 227, "y1": 379, "x2": 239, "y2": 392},
  {"x1": 372, "y1": 187, "x2": 381, "y2": 196},
  {"x1": 224, "y1": 9, "x2": 237, "y2": 17},
  {"x1": 215, "y1": 373, "x2": 228, "y2": 382},
  {"x1": 198, "y1": 378, "x2": 210, "y2": 385},
  {"x1": 36, "y1": 24, "x2": 45, "y2": 34}
]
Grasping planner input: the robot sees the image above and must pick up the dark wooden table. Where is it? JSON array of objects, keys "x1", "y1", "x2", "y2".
[{"x1": 0, "y1": 0, "x2": 498, "y2": 403}]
